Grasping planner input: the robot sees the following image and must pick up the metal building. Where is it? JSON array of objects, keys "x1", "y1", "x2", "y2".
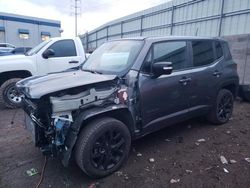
[
  {"x1": 80, "y1": 0, "x2": 250, "y2": 52},
  {"x1": 0, "y1": 12, "x2": 61, "y2": 47}
]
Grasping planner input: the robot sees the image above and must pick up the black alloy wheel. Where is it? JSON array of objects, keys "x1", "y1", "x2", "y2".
[
  {"x1": 207, "y1": 89, "x2": 234, "y2": 125},
  {"x1": 91, "y1": 129, "x2": 126, "y2": 170},
  {"x1": 75, "y1": 117, "x2": 131, "y2": 178},
  {"x1": 217, "y1": 92, "x2": 233, "y2": 122}
]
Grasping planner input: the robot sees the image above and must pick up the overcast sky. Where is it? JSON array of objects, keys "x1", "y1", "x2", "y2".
[{"x1": 0, "y1": 0, "x2": 169, "y2": 37}]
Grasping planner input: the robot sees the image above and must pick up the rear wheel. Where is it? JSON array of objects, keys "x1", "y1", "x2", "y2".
[
  {"x1": 75, "y1": 117, "x2": 131, "y2": 178},
  {"x1": 207, "y1": 89, "x2": 234, "y2": 125},
  {"x1": 0, "y1": 78, "x2": 23, "y2": 109}
]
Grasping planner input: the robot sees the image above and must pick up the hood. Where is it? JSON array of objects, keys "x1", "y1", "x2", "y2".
[
  {"x1": 17, "y1": 70, "x2": 117, "y2": 99},
  {"x1": 0, "y1": 54, "x2": 26, "y2": 60}
]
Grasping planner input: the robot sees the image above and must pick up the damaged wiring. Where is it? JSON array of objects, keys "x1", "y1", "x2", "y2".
[{"x1": 35, "y1": 156, "x2": 47, "y2": 188}]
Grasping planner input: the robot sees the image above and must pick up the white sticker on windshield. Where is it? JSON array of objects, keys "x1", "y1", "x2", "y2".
[{"x1": 100, "y1": 53, "x2": 129, "y2": 67}]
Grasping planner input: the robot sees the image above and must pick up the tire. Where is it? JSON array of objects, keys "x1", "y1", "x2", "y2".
[
  {"x1": 243, "y1": 96, "x2": 250, "y2": 102},
  {"x1": 0, "y1": 78, "x2": 23, "y2": 109},
  {"x1": 75, "y1": 117, "x2": 131, "y2": 178},
  {"x1": 207, "y1": 89, "x2": 234, "y2": 125},
  {"x1": 241, "y1": 91, "x2": 250, "y2": 102}
]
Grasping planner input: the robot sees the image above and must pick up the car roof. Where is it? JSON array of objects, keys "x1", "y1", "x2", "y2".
[{"x1": 111, "y1": 36, "x2": 226, "y2": 42}]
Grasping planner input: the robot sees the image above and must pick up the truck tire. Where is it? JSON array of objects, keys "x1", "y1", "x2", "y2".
[
  {"x1": 0, "y1": 78, "x2": 23, "y2": 109},
  {"x1": 241, "y1": 90, "x2": 250, "y2": 102},
  {"x1": 75, "y1": 117, "x2": 131, "y2": 178},
  {"x1": 207, "y1": 89, "x2": 234, "y2": 125},
  {"x1": 242, "y1": 95, "x2": 250, "y2": 102}
]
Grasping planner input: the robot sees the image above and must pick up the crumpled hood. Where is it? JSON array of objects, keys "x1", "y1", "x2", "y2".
[{"x1": 16, "y1": 70, "x2": 117, "y2": 99}]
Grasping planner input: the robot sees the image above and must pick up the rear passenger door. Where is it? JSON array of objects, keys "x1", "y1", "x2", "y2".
[{"x1": 187, "y1": 40, "x2": 224, "y2": 113}]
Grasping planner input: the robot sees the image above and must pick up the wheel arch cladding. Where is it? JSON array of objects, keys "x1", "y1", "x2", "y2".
[
  {"x1": 0, "y1": 70, "x2": 32, "y2": 86},
  {"x1": 222, "y1": 83, "x2": 238, "y2": 98},
  {"x1": 61, "y1": 106, "x2": 135, "y2": 166}
]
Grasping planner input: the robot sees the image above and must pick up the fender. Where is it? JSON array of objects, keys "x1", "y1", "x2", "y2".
[
  {"x1": 219, "y1": 77, "x2": 239, "y2": 97},
  {"x1": 61, "y1": 104, "x2": 133, "y2": 166},
  {"x1": 0, "y1": 55, "x2": 37, "y2": 75}
]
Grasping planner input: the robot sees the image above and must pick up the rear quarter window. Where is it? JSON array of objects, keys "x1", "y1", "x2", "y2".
[
  {"x1": 215, "y1": 41, "x2": 223, "y2": 59},
  {"x1": 221, "y1": 42, "x2": 232, "y2": 60}
]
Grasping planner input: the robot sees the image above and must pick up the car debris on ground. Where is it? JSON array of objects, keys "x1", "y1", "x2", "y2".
[
  {"x1": 197, "y1": 138, "x2": 206, "y2": 142},
  {"x1": 220, "y1": 156, "x2": 228, "y2": 164},
  {"x1": 185, "y1": 170, "x2": 192, "y2": 173},
  {"x1": 229, "y1": 159, "x2": 237, "y2": 164},
  {"x1": 223, "y1": 168, "x2": 229, "y2": 173},
  {"x1": 26, "y1": 168, "x2": 38, "y2": 176},
  {"x1": 137, "y1": 153, "x2": 142, "y2": 157},
  {"x1": 245, "y1": 158, "x2": 250, "y2": 163},
  {"x1": 170, "y1": 178, "x2": 180, "y2": 183},
  {"x1": 115, "y1": 171, "x2": 123, "y2": 177},
  {"x1": 149, "y1": 158, "x2": 155, "y2": 163}
]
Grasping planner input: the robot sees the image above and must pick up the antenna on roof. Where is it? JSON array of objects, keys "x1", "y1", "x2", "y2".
[{"x1": 195, "y1": 28, "x2": 199, "y2": 36}]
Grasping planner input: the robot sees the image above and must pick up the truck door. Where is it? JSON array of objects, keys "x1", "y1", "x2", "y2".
[
  {"x1": 138, "y1": 40, "x2": 191, "y2": 130},
  {"x1": 39, "y1": 39, "x2": 82, "y2": 74}
]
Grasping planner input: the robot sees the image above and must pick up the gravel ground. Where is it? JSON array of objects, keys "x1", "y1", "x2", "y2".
[{"x1": 0, "y1": 100, "x2": 250, "y2": 188}]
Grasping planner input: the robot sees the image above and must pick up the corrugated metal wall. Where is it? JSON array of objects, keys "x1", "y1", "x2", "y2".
[{"x1": 80, "y1": 0, "x2": 250, "y2": 52}]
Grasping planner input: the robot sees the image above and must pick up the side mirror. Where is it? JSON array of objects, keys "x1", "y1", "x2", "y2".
[
  {"x1": 42, "y1": 49, "x2": 55, "y2": 59},
  {"x1": 152, "y1": 62, "x2": 173, "y2": 78}
]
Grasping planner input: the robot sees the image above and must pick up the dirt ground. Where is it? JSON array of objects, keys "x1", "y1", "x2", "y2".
[{"x1": 0, "y1": 100, "x2": 250, "y2": 188}]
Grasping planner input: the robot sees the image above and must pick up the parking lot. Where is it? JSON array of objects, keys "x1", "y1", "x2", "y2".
[{"x1": 0, "y1": 101, "x2": 250, "y2": 188}]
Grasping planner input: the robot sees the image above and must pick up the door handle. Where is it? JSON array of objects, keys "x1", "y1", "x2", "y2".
[
  {"x1": 69, "y1": 60, "x2": 79, "y2": 64},
  {"x1": 179, "y1": 77, "x2": 192, "y2": 84},
  {"x1": 213, "y1": 70, "x2": 222, "y2": 77}
]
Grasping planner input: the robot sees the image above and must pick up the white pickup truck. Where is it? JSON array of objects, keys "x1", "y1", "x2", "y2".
[{"x1": 0, "y1": 37, "x2": 86, "y2": 108}]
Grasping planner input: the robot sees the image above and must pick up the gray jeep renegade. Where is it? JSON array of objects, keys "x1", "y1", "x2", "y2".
[{"x1": 17, "y1": 36, "x2": 239, "y2": 178}]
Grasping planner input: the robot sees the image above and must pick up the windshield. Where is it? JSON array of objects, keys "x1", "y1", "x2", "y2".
[
  {"x1": 81, "y1": 40, "x2": 143, "y2": 75},
  {"x1": 26, "y1": 40, "x2": 51, "y2": 56}
]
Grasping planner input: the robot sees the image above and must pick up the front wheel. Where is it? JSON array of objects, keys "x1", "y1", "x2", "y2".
[
  {"x1": 0, "y1": 78, "x2": 23, "y2": 109},
  {"x1": 207, "y1": 89, "x2": 234, "y2": 125},
  {"x1": 75, "y1": 117, "x2": 131, "y2": 178}
]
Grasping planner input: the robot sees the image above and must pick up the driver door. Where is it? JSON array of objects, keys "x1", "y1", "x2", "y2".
[
  {"x1": 37, "y1": 39, "x2": 81, "y2": 75},
  {"x1": 138, "y1": 40, "x2": 191, "y2": 130}
]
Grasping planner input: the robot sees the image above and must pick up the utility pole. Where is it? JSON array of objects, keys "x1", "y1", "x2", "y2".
[{"x1": 71, "y1": 0, "x2": 81, "y2": 37}]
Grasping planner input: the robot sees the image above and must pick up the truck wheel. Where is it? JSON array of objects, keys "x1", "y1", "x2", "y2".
[
  {"x1": 242, "y1": 95, "x2": 250, "y2": 102},
  {"x1": 0, "y1": 78, "x2": 23, "y2": 109},
  {"x1": 75, "y1": 117, "x2": 131, "y2": 178},
  {"x1": 207, "y1": 89, "x2": 234, "y2": 125},
  {"x1": 241, "y1": 91, "x2": 250, "y2": 102}
]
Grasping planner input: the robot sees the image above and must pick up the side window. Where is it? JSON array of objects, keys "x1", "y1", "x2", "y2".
[
  {"x1": 48, "y1": 40, "x2": 77, "y2": 58},
  {"x1": 192, "y1": 40, "x2": 214, "y2": 67},
  {"x1": 153, "y1": 41, "x2": 188, "y2": 71},
  {"x1": 215, "y1": 41, "x2": 223, "y2": 59}
]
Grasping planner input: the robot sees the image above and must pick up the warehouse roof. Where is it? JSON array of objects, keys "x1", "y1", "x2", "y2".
[{"x1": 0, "y1": 12, "x2": 61, "y2": 28}]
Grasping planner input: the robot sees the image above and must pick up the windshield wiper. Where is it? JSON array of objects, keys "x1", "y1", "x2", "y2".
[{"x1": 82, "y1": 68, "x2": 102, "y2": 74}]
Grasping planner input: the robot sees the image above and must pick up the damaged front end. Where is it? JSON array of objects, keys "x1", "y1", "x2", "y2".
[{"x1": 17, "y1": 72, "x2": 133, "y2": 166}]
